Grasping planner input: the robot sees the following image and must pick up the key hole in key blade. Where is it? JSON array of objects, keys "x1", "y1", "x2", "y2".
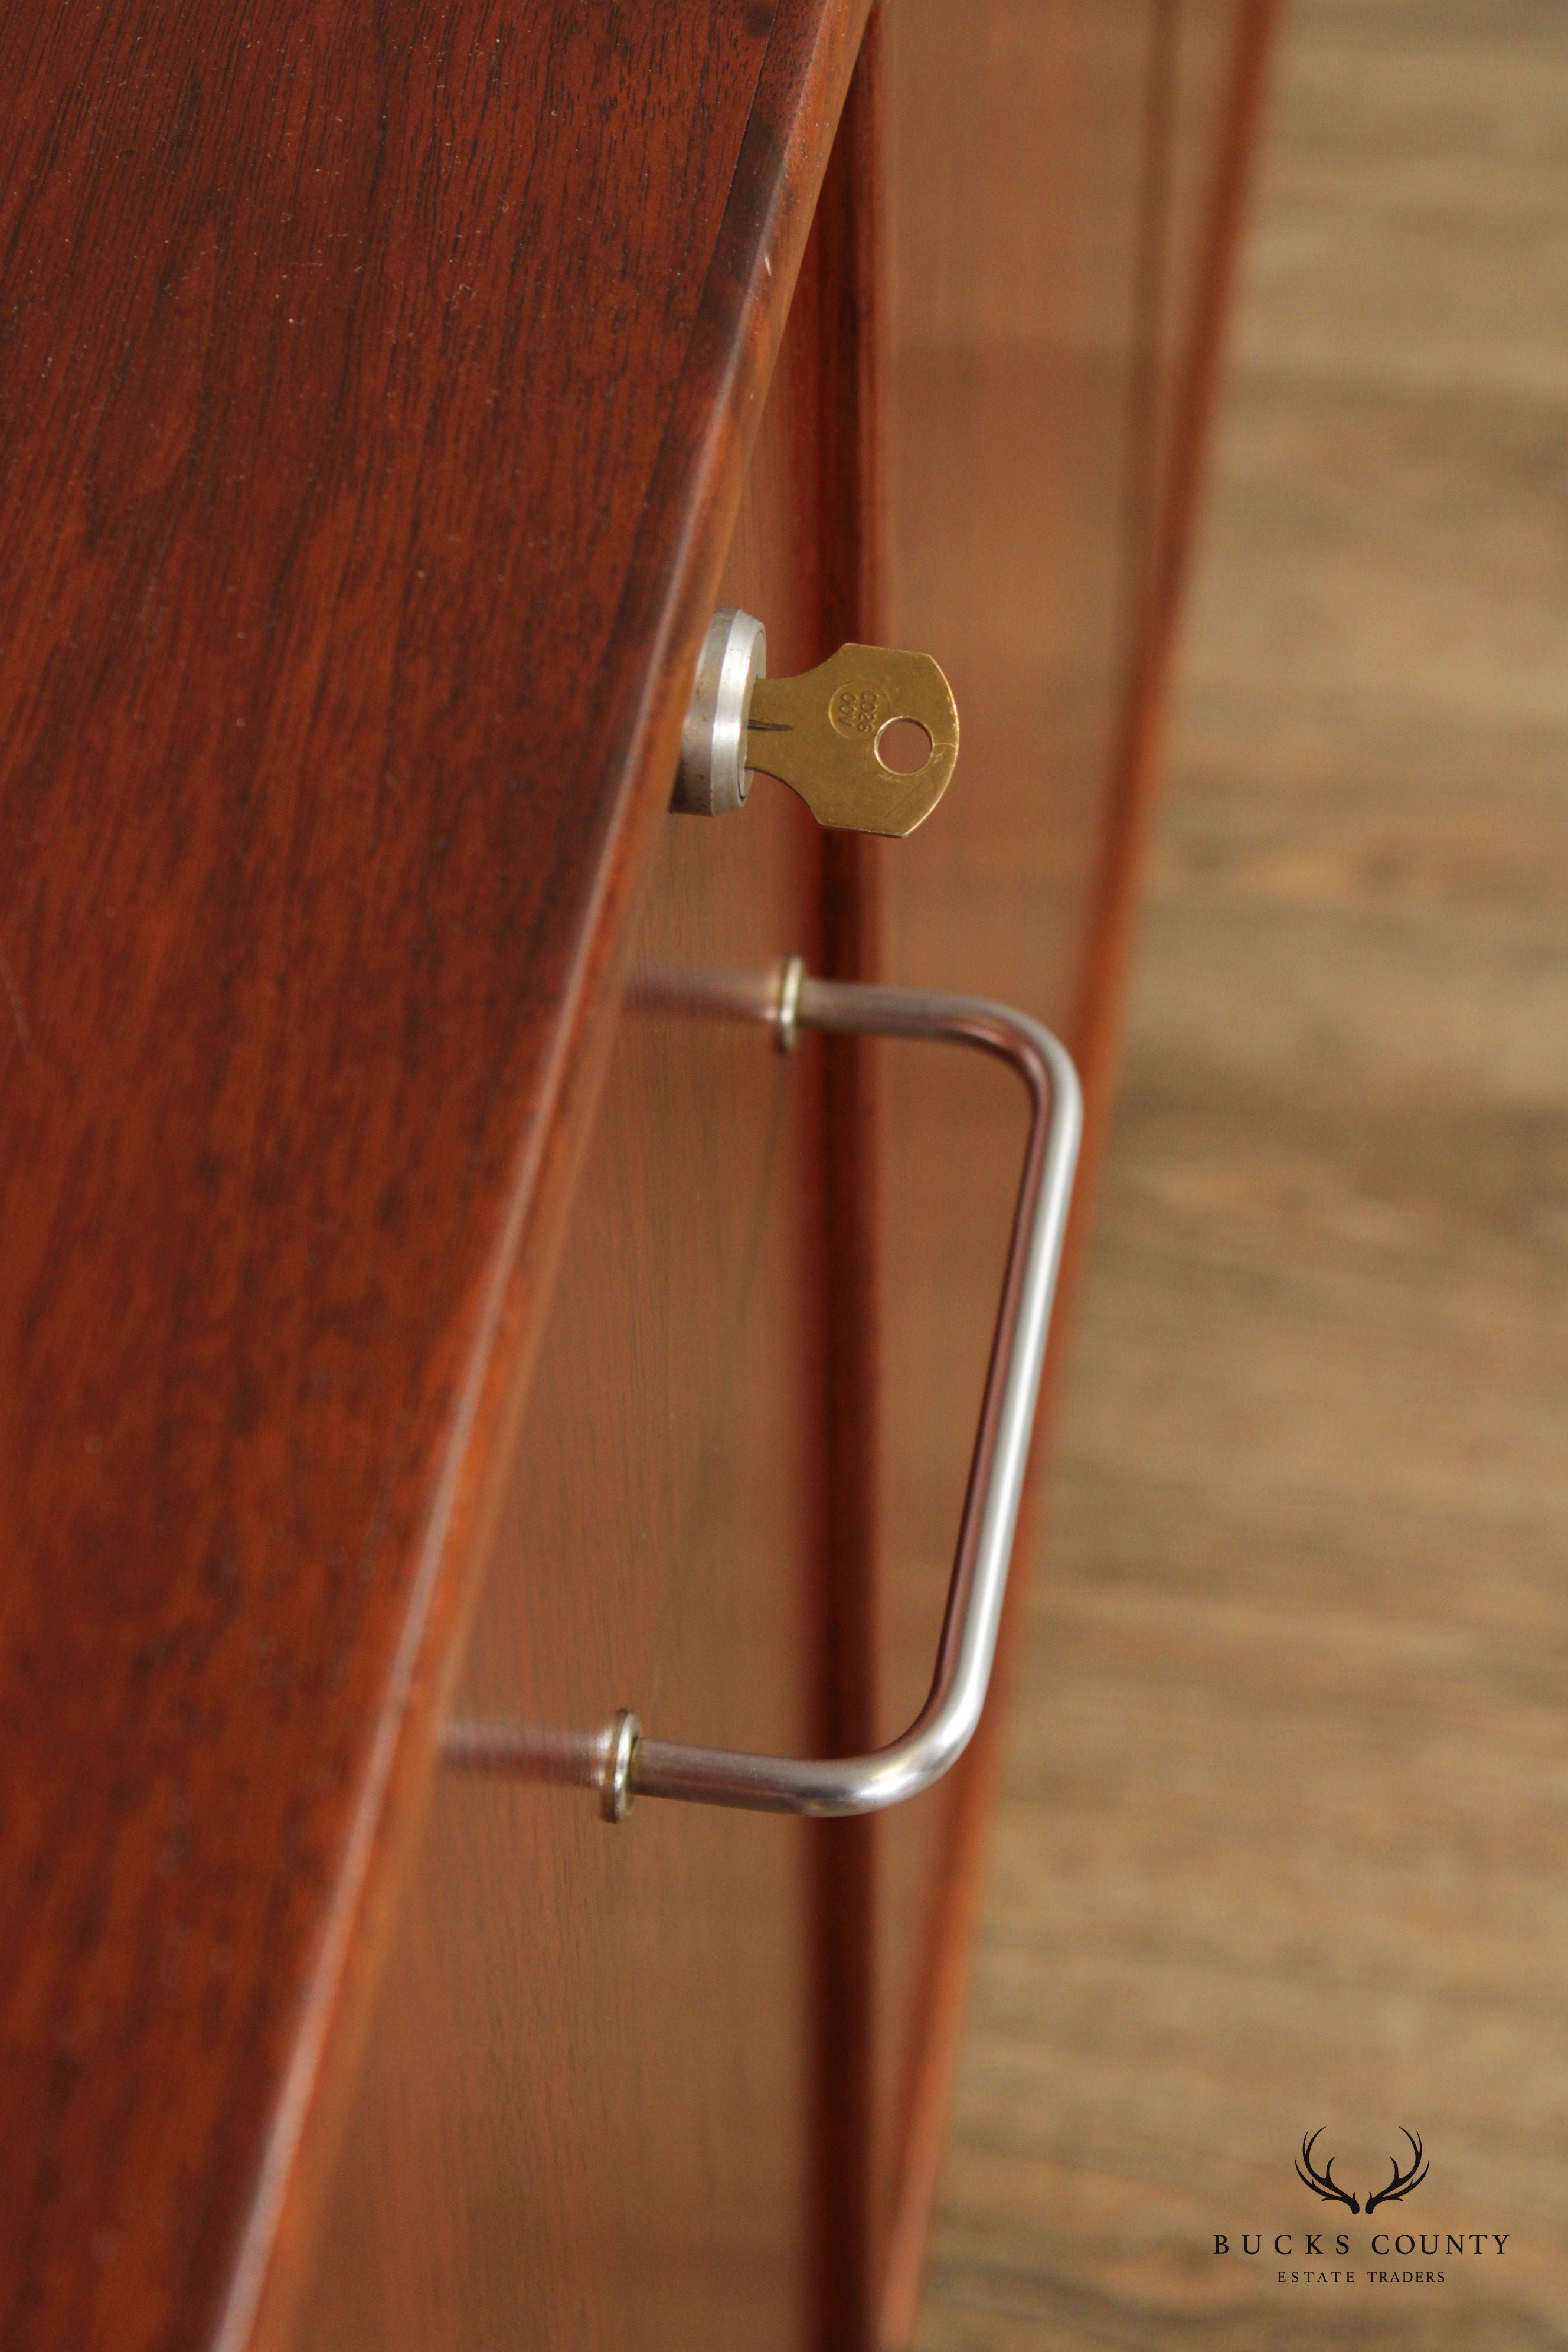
[{"x1": 875, "y1": 717, "x2": 934, "y2": 776}]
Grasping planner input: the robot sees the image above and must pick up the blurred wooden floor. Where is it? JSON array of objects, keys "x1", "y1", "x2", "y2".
[{"x1": 916, "y1": 2, "x2": 1568, "y2": 2347}]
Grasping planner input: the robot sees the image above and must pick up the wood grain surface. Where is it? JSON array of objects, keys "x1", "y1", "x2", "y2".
[
  {"x1": 808, "y1": 32, "x2": 888, "y2": 2350},
  {"x1": 874, "y1": 8, "x2": 1166, "y2": 2325},
  {"x1": 275, "y1": 360, "x2": 830, "y2": 2352},
  {"x1": 0, "y1": 7, "x2": 868, "y2": 2348},
  {"x1": 871, "y1": 5, "x2": 1272, "y2": 2337},
  {"x1": 918, "y1": 2, "x2": 1568, "y2": 2346}
]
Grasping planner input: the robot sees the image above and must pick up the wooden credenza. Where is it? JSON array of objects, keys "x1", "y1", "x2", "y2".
[{"x1": 0, "y1": 6, "x2": 1271, "y2": 2348}]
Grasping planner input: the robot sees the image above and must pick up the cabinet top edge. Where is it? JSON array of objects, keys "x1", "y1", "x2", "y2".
[{"x1": 0, "y1": 4, "x2": 867, "y2": 2344}]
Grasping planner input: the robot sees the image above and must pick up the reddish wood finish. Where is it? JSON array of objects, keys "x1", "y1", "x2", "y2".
[
  {"x1": 806, "y1": 30, "x2": 886, "y2": 2352},
  {"x1": 870, "y1": 11, "x2": 1172, "y2": 2314},
  {"x1": 872, "y1": 6, "x2": 1278, "y2": 2337},
  {"x1": 0, "y1": 1, "x2": 1270, "y2": 2346},
  {"x1": 0, "y1": 8, "x2": 867, "y2": 2350},
  {"x1": 276, "y1": 390, "x2": 830, "y2": 2352}
]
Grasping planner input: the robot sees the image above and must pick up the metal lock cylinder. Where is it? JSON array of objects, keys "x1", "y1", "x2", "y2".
[{"x1": 671, "y1": 609, "x2": 768, "y2": 818}]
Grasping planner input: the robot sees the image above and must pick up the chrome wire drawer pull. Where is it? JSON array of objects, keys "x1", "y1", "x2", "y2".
[{"x1": 447, "y1": 962, "x2": 1081, "y2": 1821}]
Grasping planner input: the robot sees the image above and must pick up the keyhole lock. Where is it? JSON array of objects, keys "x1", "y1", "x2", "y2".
[{"x1": 671, "y1": 609, "x2": 959, "y2": 838}]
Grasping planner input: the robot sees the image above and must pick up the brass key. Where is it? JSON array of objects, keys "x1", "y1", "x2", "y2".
[
  {"x1": 672, "y1": 611, "x2": 959, "y2": 837},
  {"x1": 747, "y1": 643, "x2": 959, "y2": 838}
]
